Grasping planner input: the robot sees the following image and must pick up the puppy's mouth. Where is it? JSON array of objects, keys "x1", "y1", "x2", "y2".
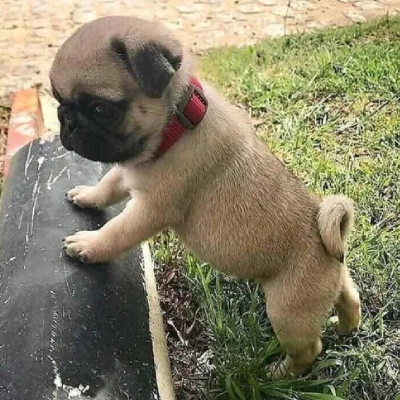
[
  {"x1": 60, "y1": 128, "x2": 74, "y2": 151},
  {"x1": 60, "y1": 126, "x2": 146, "y2": 163}
]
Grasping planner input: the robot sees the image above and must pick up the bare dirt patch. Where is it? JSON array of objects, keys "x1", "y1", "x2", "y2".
[{"x1": 153, "y1": 234, "x2": 213, "y2": 400}]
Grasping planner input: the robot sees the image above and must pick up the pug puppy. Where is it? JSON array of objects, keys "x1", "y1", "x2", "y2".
[{"x1": 50, "y1": 16, "x2": 361, "y2": 379}]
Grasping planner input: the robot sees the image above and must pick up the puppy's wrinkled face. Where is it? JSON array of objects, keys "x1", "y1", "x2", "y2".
[
  {"x1": 49, "y1": 16, "x2": 183, "y2": 163},
  {"x1": 53, "y1": 86, "x2": 143, "y2": 163},
  {"x1": 50, "y1": 71, "x2": 166, "y2": 163}
]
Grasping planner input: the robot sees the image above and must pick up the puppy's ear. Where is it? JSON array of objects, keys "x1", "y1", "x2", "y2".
[{"x1": 112, "y1": 38, "x2": 182, "y2": 98}]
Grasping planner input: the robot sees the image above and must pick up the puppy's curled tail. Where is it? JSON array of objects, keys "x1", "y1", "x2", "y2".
[{"x1": 317, "y1": 195, "x2": 355, "y2": 263}]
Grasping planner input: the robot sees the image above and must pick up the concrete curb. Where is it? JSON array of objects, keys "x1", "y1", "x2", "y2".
[
  {"x1": 142, "y1": 243, "x2": 177, "y2": 400},
  {"x1": 4, "y1": 88, "x2": 44, "y2": 178},
  {"x1": 4, "y1": 89, "x2": 176, "y2": 399}
]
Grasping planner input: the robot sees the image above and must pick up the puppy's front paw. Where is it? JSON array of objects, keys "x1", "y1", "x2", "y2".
[
  {"x1": 66, "y1": 185, "x2": 103, "y2": 209},
  {"x1": 63, "y1": 230, "x2": 108, "y2": 264}
]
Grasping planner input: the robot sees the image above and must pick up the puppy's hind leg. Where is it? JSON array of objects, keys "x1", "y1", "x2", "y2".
[
  {"x1": 67, "y1": 166, "x2": 129, "y2": 209},
  {"x1": 262, "y1": 268, "x2": 340, "y2": 380},
  {"x1": 334, "y1": 265, "x2": 361, "y2": 334}
]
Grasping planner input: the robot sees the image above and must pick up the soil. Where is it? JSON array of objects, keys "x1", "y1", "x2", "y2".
[{"x1": 153, "y1": 233, "x2": 214, "y2": 400}]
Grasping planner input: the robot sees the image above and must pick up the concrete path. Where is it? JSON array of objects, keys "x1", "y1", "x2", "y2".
[{"x1": 1, "y1": 0, "x2": 400, "y2": 98}]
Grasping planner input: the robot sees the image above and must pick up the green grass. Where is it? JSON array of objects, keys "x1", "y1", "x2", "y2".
[{"x1": 152, "y1": 17, "x2": 400, "y2": 400}]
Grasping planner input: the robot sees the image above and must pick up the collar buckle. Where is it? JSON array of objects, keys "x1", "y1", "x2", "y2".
[{"x1": 175, "y1": 81, "x2": 208, "y2": 130}]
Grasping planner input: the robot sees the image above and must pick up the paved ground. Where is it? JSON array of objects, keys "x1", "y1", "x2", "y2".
[{"x1": 1, "y1": 0, "x2": 400, "y2": 99}]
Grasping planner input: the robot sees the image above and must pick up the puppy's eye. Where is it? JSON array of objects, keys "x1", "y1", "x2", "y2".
[{"x1": 89, "y1": 102, "x2": 114, "y2": 120}]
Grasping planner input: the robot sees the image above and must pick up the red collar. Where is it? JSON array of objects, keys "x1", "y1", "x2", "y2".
[{"x1": 154, "y1": 77, "x2": 208, "y2": 159}]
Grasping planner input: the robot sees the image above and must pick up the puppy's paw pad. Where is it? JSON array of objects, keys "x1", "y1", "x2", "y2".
[
  {"x1": 66, "y1": 185, "x2": 89, "y2": 200},
  {"x1": 63, "y1": 231, "x2": 103, "y2": 264},
  {"x1": 64, "y1": 244, "x2": 79, "y2": 258},
  {"x1": 79, "y1": 254, "x2": 90, "y2": 264},
  {"x1": 328, "y1": 315, "x2": 360, "y2": 335},
  {"x1": 266, "y1": 362, "x2": 292, "y2": 381},
  {"x1": 66, "y1": 186, "x2": 102, "y2": 209},
  {"x1": 327, "y1": 315, "x2": 339, "y2": 327}
]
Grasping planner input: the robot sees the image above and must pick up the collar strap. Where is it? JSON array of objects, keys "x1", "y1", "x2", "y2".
[{"x1": 154, "y1": 77, "x2": 208, "y2": 159}]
